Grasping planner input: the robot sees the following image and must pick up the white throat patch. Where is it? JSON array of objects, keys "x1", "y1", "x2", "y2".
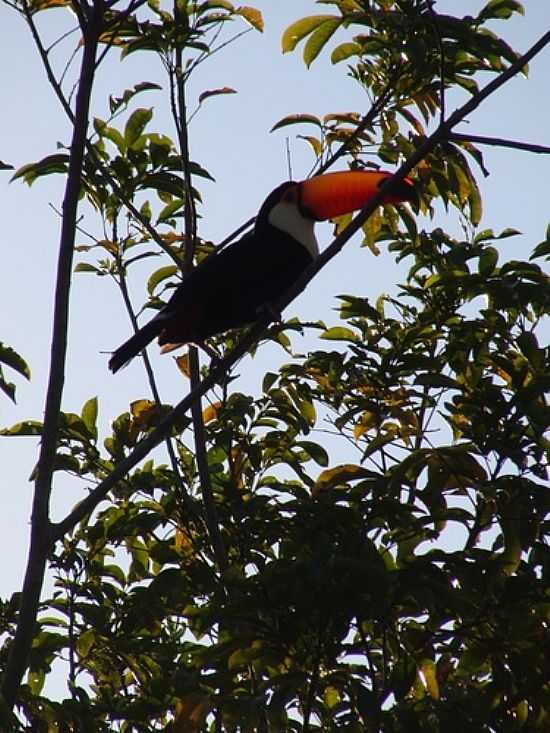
[{"x1": 267, "y1": 201, "x2": 319, "y2": 259}]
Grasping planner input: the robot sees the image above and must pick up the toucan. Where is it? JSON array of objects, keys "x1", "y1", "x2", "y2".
[{"x1": 109, "y1": 170, "x2": 416, "y2": 373}]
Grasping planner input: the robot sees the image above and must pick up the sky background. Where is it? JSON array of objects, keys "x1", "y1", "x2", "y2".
[{"x1": 0, "y1": 0, "x2": 549, "y2": 698}]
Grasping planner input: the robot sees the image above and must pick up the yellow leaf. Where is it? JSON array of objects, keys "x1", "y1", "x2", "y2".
[
  {"x1": 313, "y1": 463, "x2": 372, "y2": 495},
  {"x1": 281, "y1": 15, "x2": 336, "y2": 54},
  {"x1": 202, "y1": 401, "x2": 222, "y2": 424},
  {"x1": 174, "y1": 528, "x2": 194, "y2": 557},
  {"x1": 175, "y1": 354, "x2": 190, "y2": 378},
  {"x1": 161, "y1": 231, "x2": 185, "y2": 244},
  {"x1": 297, "y1": 135, "x2": 322, "y2": 158},
  {"x1": 130, "y1": 399, "x2": 156, "y2": 419},
  {"x1": 237, "y1": 6, "x2": 264, "y2": 32},
  {"x1": 419, "y1": 659, "x2": 440, "y2": 700},
  {"x1": 354, "y1": 411, "x2": 379, "y2": 439},
  {"x1": 97, "y1": 239, "x2": 118, "y2": 254}
]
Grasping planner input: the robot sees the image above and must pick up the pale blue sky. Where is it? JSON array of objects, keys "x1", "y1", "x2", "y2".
[{"x1": 0, "y1": 0, "x2": 549, "y2": 696}]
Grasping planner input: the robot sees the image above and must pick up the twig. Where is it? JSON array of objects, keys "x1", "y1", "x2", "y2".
[
  {"x1": 450, "y1": 132, "x2": 550, "y2": 155},
  {"x1": 215, "y1": 215, "x2": 255, "y2": 250},
  {"x1": 185, "y1": 27, "x2": 252, "y2": 78},
  {"x1": 426, "y1": 0, "x2": 446, "y2": 123},
  {"x1": 286, "y1": 136, "x2": 293, "y2": 180}
]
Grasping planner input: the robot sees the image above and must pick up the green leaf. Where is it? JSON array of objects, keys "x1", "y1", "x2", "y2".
[
  {"x1": 414, "y1": 374, "x2": 459, "y2": 389},
  {"x1": 147, "y1": 265, "x2": 178, "y2": 295},
  {"x1": 297, "y1": 396, "x2": 316, "y2": 426},
  {"x1": 262, "y1": 372, "x2": 278, "y2": 392},
  {"x1": 296, "y1": 441, "x2": 328, "y2": 466},
  {"x1": 77, "y1": 629, "x2": 96, "y2": 658},
  {"x1": 74, "y1": 262, "x2": 102, "y2": 274},
  {"x1": 281, "y1": 15, "x2": 337, "y2": 54},
  {"x1": 93, "y1": 118, "x2": 125, "y2": 152},
  {"x1": 124, "y1": 107, "x2": 153, "y2": 148},
  {"x1": 0, "y1": 420, "x2": 43, "y2": 436},
  {"x1": 479, "y1": 246, "x2": 499, "y2": 275},
  {"x1": 157, "y1": 198, "x2": 184, "y2": 224},
  {"x1": 0, "y1": 343, "x2": 31, "y2": 380},
  {"x1": 270, "y1": 113, "x2": 322, "y2": 133},
  {"x1": 477, "y1": 0, "x2": 524, "y2": 22},
  {"x1": 468, "y1": 176, "x2": 483, "y2": 225},
  {"x1": 320, "y1": 326, "x2": 358, "y2": 342},
  {"x1": 81, "y1": 397, "x2": 98, "y2": 439},
  {"x1": 11, "y1": 154, "x2": 69, "y2": 185},
  {"x1": 0, "y1": 374, "x2": 15, "y2": 402},
  {"x1": 53, "y1": 453, "x2": 81, "y2": 473},
  {"x1": 303, "y1": 18, "x2": 342, "y2": 67},
  {"x1": 331, "y1": 41, "x2": 361, "y2": 64},
  {"x1": 27, "y1": 668, "x2": 45, "y2": 696}
]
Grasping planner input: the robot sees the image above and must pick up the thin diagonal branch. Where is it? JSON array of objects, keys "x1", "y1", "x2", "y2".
[{"x1": 450, "y1": 132, "x2": 550, "y2": 155}]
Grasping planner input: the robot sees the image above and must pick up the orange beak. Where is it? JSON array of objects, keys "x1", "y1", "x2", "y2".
[{"x1": 298, "y1": 170, "x2": 416, "y2": 221}]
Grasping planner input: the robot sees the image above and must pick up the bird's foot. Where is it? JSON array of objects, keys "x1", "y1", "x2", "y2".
[{"x1": 197, "y1": 341, "x2": 236, "y2": 387}]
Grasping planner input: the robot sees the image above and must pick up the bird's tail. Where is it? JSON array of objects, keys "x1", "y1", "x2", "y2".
[{"x1": 108, "y1": 320, "x2": 161, "y2": 373}]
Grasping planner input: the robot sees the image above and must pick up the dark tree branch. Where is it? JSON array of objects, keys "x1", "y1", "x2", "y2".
[
  {"x1": 450, "y1": 132, "x2": 550, "y2": 155},
  {"x1": 1, "y1": 14, "x2": 101, "y2": 710}
]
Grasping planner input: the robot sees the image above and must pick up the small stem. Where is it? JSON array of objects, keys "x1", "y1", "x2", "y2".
[
  {"x1": 427, "y1": 0, "x2": 446, "y2": 124},
  {"x1": 172, "y1": 0, "x2": 228, "y2": 575}
]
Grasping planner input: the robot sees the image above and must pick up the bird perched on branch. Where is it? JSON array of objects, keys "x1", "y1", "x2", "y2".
[{"x1": 109, "y1": 170, "x2": 416, "y2": 373}]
